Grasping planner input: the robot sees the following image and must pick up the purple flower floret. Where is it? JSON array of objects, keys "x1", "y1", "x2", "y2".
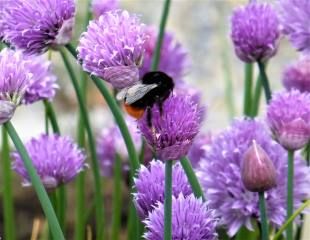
[
  {"x1": 12, "y1": 134, "x2": 87, "y2": 189},
  {"x1": 144, "y1": 194, "x2": 218, "y2": 240},
  {"x1": 267, "y1": 90, "x2": 310, "y2": 150},
  {"x1": 138, "y1": 93, "x2": 204, "y2": 160},
  {"x1": 140, "y1": 26, "x2": 190, "y2": 81},
  {"x1": 91, "y1": 0, "x2": 119, "y2": 19},
  {"x1": 278, "y1": 0, "x2": 310, "y2": 53},
  {"x1": 231, "y1": 2, "x2": 280, "y2": 63},
  {"x1": 97, "y1": 118, "x2": 150, "y2": 177},
  {"x1": 78, "y1": 10, "x2": 147, "y2": 89},
  {"x1": 133, "y1": 160, "x2": 192, "y2": 219},
  {"x1": 197, "y1": 119, "x2": 310, "y2": 236},
  {"x1": 0, "y1": 49, "x2": 30, "y2": 124},
  {"x1": 188, "y1": 132, "x2": 212, "y2": 168},
  {"x1": 23, "y1": 55, "x2": 58, "y2": 104},
  {"x1": 282, "y1": 56, "x2": 310, "y2": 92},
  {"x1": 1, "y1": 0, "x2": 75, "y2": 55}
]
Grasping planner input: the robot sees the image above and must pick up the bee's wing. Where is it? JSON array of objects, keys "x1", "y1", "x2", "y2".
[
  {"x1": 125, "y1": 83, "x2": 158, "y2": 104},
  {"x1": 116, "y1": 87, "x2": 130, "y2": 101}
]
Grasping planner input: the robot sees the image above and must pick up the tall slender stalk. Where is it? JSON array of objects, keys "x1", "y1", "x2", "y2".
[
  {"x1": 164, "y1": 161, "x2": 173, "y2": 240},
  {"x1": 4, "y1": 121, "x2": 64, "y2": 239},
  {"x1": 59, "y1": 49, "x2": 105, "y2": 239},
  {"x1": 43, "y1": 100, "x2": 60, "y2": 134},
  {"x1": 251, "y1": 75, "x2": 262, "y2": 117},
  {"x1": 257, "y1": 61, "x2": 271, "y2": 103},
  {"x1": 180, "y1": 157, "x2": 205, "y2": 200},
  {"x1": 111, "y1": 154, "x2": 122, "y2": 240},
  {"x1": 287, "y1": 150, "x2": 295, "y2": 240},
  {"x1": 2, "y1": 127, "x2": 16, "y2": 240},
  {"x1": 258, "y1": 192, "x2": 269, "y2": 240},
  {"x1": 244, "y1": 63, "x2": 253, "y2": 116},
  {"x1": 151, "y1": 0, "x2": 171, "y2": 71}
]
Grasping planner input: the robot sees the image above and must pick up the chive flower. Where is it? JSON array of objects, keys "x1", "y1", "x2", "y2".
[
  {"x1": 78, "y1": 10, "x2": 147, "y2": 89},
  {"x1": 133, "y1": 160, "x2": 192, "y2": 219},
  {"x1": 144, "y1": 194, "x2": 218, "y2": 240},
  {"x1": 197, "y1": 119, "x2": 310, "y2": 236},
  {"x1": 138, "y1": 93, "x2": 204, "y2": 160},
  {"x1": 231, "y1": 2, "x2": 280, "y2": 63},
  {"x1": 1, "y1": 0, "x2": 75, "y2": 55},
  {"x1": 12, "y1": 134, "x2": 87, "y2": 189},
  {"x1": 267, "y1": 90, "x2": 310, "y2": 150}
]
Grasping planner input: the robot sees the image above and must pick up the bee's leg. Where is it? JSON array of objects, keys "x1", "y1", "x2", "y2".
[
  {"x1": 146, "y1": 107, "x2": 152, "y2": 128},
  {"x1": 155, "y1": 96, "x2": 164, "y2": 116}
]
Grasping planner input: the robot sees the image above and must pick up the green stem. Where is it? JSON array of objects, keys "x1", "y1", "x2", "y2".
[
  {"x1": 287, "y1": 150, "x2": 294, "y2": 240},
  {"x1": 57, "y1": 185, "x2": 66, "y2": 232},
  {"x1": 244, "y1": 63, "x2": 253, "y2": 116},
  {"x1": 45, "y1": 106, "x2": 50, "y2": 135},
  {"x1": 43, "y1": 100, "x2": 60, "y2": 134},
  {"x1": 90, "y1": 75, "x2": 140, "y2": 172},
  {"x1": 257, "y1": 61, "x2": 272, "y2": 103},
  {"x1": 49, "y1": 191, "x2": 58, "y2": 240},
  {"x1": 164, "y1": 161, "x2": 173, "y2": 240},
  {"x1": 180, "y1": 157, "x2": 205, "y2": 200},
  {"x1": 258, "y1": 192, "x2": 269, "y2": 240},
  {"x1": 4, "y1": 121, "x2": 64, "y2": 239},
  {"x1": 59, "y1": 48, "x2": 105, "y2": 239},
  {"x1": 273, "y1": 199, "x2": 310, "y2": 240},
  {"x1": 251, "y1": 75, "x2": 263, "y2": 117},
  {"x1": 2, "y1": 128, "x2": 16, "y2": 240},
  {"x1": 111, "y1": 154, "x2": 122, "y2": 240},
  {"x1": 151, "y1": 0, "x2": 171, "y2": 71}
]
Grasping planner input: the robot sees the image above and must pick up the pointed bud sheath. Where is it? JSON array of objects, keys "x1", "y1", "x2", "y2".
[
  {"x1": 0, "y1": 100, "x2": 16, "y2": 124},
  {"x1": 241, "y1": 141, "x2": 277, "y2": 192}
]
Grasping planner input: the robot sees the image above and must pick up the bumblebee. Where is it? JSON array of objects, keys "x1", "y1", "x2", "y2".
[{"x1": 117, "y1": 71, "x2": 174, "y2": 127}]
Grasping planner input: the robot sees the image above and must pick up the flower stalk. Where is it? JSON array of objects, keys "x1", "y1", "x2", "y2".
[
  {"x1": 287, "y1": 150, "x2": 295, "y2": 240},
  {"x1": 4, "y1": 121, "x2": 64, "y2": 239},
  {"x1": 258, "y1": 191, "x2": 269, "y2": 240},
  {"x1": 244, "y1": 63, "x2": 253, "y2": 116},
  {"x1": 257, "y1": 61, "x2": 272, "y2": 103},
  {"x1": 164, "y1": 160, "x2": 173, "y2": 240}
]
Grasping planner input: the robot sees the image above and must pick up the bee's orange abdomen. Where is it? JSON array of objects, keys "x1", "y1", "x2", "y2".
[{"x1": 124, "y1": 103, "x2": 145, "y2": 119}]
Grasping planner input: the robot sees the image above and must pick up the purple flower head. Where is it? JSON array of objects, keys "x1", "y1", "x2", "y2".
[
  {"x1": 197, "y1": 119, "x2": 310, "y2": 236},
  {"x1": 12, "y1": 134, "x2": 87, "y2": 189},
  {"x1": 138, "y1": 93, "x2": 204, "y2": 160},
  {"x1": 278, "y1": 0, "x2": 310, "y2": 53},
  {"x1": 78, "y1": 10, "x2": 147, "y2": 89},
  {"x1": 0, "y1": 0, "x2": 10, "y2": 39},
  {"x1": 23, "y1": 55, "x2": 58, "y2": 104},
  {"x1": 2, "y1": 0, "x2": 75, "y2": 55},
  {"x1": 231, "y1": 2, "x2": 280, "y2": 63},
  {"x1": 144, "y1": 194, "x2": 218, "y2": 240},
  {"x1": 91, "y1": 0, "x2": 119, "y2": 19},
  {"x1": 188, "y1": 132, "x2": 212, "y2": 168},
  {"x1": 0, "y1": 49, "x2": 30, "y2": 124},
  {"x1": 133, "y1": 160, "x2": 192, "y2": 219},
  {"x1": 267, "y1": 90, "x2": 310, "y2": 150},
  {"x1": 97, "y1": 118, "x2": 151, "y2": 177},
  {"x1": 140, "y1": 26, "x2": 190, "y2": 82},
  {"x1": 282, "y1": 56, "x2": 310, "y2": 92}
]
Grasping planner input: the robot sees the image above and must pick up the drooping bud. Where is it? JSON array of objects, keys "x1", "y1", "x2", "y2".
[{"x1": 241, "y1": 140, "x2": 277, "y2": 192}]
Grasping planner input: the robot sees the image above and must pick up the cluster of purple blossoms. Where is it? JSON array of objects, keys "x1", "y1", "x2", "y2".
[
  {"x1": 0, "y1": 49, "x2": 30, "y2": 124},
  {"x1": 96, "y1": 118, "x2": 152, "y2": 177},
  {"x1": 278, "y1": 0, "x2": 310, "y2": 53},
  {"x1": 282, "y1": 56, "x2": 310, "y2": 92},
  {"x1": 12, "y1": 134, "x2": 87, "y2": 189},
  {"x1": 267, "y1": 90, "x2": 310, "y2": 150},
  {"x1": 231, "y1": 2, "x2": 280, "y2": 63},
  {"x1": 133, "y1": 160, "x2": 192, "y2": 219},
  {"x1": 1, "y1": 0, "x2": 75, "y2": 55},
  {"x1": 197, "y1": 119, "x2": 310, "y2": 236},
  {"x1": 91, "y1": 0, "x2": 119, "y2": 19},
  {"x1": 144, "y1": 194, "x2": 218, "y2": 240},
  {"x1": 78, "y1": 10, "x2": 147, "y2": 89},
  {"x1": 140, "y1": 26, "x2": 190, "y2": 82},
  {"x1": 23, "y1": 55, "x2": 58, "y2": 104},
  {"x1": 138, "y1": 93, "x2": 204, "y2": 160}
]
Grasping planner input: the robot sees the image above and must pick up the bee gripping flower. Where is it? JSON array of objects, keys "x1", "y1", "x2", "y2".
[
  {"x1": 230, "y1": 2, "x2": 280, "y2": 63},
  {"x1": 241, "y1": 140, "x2": 277, "y2": 192},
  {"x1": 77, "y1": 10, "x2": 147, "y2": 89}
]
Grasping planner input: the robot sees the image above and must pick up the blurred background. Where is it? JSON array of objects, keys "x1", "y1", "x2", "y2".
[{"x1": 1, "y1": 0, "x2": 305, "y2": 239}]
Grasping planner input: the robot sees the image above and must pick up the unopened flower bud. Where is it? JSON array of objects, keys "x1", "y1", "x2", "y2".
[
  {"x1": 241, "y1": 140, "x2": 277, "y2": 192},
  {"x1": 0, "y1": 100, "x2": 16, "y2": 124}
]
